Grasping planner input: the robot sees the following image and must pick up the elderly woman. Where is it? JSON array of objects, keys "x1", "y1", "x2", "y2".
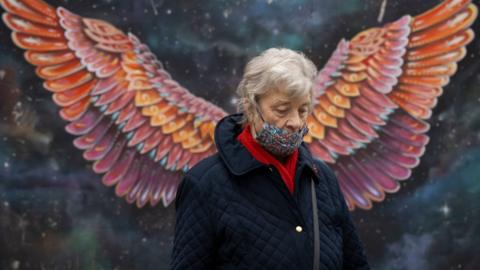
[{"x1": 170, "y1": 48, "x2": 370, "y2": 270}]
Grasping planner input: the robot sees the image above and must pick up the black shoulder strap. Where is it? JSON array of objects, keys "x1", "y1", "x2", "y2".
[{"x1": 311, "y1": 178, "x2": 320, "y2": 270}]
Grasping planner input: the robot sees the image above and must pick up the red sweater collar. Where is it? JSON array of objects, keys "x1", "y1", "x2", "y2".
[{"x1": 236, "y1": 124, "x2": 299, "y2": 194}]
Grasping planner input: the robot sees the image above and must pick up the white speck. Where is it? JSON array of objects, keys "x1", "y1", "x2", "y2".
[
  {"x1": 377, "y1": 0, "x2": 387, "y2": 23},
  {"x1": 149, "y1": 0, "x2": 159, "y2": 15},
  {"x1": 267, "y1": 0, "x2": 273, "y2": 4},
  {"x1": 48, "y1": 159, "x2": 60, "y2": 171},
  {"x1": 223, "y1": 9, "x2": 232, "y2": 19},
  {"x1": 142, "y1": 237, "x2": 147, "y2": 243},
  {"x1": 48, "y1": 218, "x2": 58, "y2": 229},
  {"x1": 4, "y1": 201, "x2": 9, "y2": 207},
  {"x1": 4, "y1": 161, "x2": 10, "y2": 168},
  {"x1": 0, "y1": 69, "x2": 5, "y2": 80},
  {"x1": 166, "y1": 9, "x2": 172, "y2": 15},
  {"x1": 440, "y1": 204, "x2": 450, "y2": 216},
  {"x1": 11, "y1": 260, "x2": 20, "y2": 270}
]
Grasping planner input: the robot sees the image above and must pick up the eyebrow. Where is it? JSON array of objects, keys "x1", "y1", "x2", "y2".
[
  {"x1": 272, "y1": 100, "x2": 290, "y2": 106},
  {"x1": 271, "y1": 101, "x2": 310, "y2": 108}
]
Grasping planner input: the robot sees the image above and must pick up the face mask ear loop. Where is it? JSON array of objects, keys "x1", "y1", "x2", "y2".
[
  {"x1": 301, "y1": 123, "x2": 309, "y2": 133},
  {"x1": 254, "y1": 104, "x2": 266, "y2": 124},
  {"x1": 252, "y1": 105, "x2": 266, "y2": 139}
]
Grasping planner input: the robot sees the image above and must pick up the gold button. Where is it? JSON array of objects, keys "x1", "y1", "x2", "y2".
[{"x1": 295, "y1": 226, "x2": 303, "y2": 232}]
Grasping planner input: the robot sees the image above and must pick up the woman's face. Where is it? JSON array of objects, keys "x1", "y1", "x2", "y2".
[{"x1": 251, "y1": 88, "x2": 311, "y2": 136}]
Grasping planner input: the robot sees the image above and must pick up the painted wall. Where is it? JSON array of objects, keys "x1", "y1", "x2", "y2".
[{"x1": 1, "y1": 0, "x2": 479, "y2": 269}]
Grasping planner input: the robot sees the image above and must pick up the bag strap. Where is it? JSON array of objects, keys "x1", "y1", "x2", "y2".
[{"x1": 311, "y1": 178, "x2": 320, "y2": 270}]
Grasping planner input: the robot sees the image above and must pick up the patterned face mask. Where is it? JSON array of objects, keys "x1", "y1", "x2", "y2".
[{"x1": 254, "y1": 107, "x2": 309, "y2": 157}]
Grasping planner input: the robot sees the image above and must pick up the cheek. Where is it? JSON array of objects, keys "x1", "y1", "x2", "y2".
[
  {"x1": 273, "y1": 118, "x2": 286, "y2": 127},
  {"x1": 301, "y1": 114, "x2": 309, "y2": 123},
  {"x1": 251, "y1": 115, "x2": 264, "y2": 134},
  {"x1": 264, "y1": 112, "x2": 283, "y2": 126},
  {"x1": 260, "y1": 108, "x2": 278, "y2": 124},
  {"x1": 253, "y1": 120, "x2": 261, "y2": 134}
]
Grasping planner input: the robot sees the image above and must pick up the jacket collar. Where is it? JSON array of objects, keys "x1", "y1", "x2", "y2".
[{"x1": 214, "y1": 113, "x2": 320, "y2": 183}]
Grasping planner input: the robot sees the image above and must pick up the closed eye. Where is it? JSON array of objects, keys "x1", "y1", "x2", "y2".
[{"x1": 299, "y1": 107, "x2": 309, "y2": 116}]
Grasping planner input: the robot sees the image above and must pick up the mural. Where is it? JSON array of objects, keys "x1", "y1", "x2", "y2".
[{"x1": 0, "y1": 0, "x2": 479, "y2": 269}]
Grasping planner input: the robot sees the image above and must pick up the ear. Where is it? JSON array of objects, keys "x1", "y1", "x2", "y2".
[{"x1": 240, "y1": 98, "x2": 254, "y2": 122}]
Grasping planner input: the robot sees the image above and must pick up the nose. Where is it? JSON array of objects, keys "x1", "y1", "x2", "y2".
[{"x1": 284, "y1": 112, "x2": 303, "y2": 132}]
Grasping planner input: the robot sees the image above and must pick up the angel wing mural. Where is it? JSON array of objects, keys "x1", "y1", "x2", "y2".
[{"x1": 0, "y1": 0, "x2": 477, "y2": 211}]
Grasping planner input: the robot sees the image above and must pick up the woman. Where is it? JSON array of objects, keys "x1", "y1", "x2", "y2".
[{"x1": 170, "y1": 48, "x2": 370, "y2": 270}]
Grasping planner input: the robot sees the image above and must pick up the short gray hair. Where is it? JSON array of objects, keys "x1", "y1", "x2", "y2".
[{"x1": 236, "y1": 48, "x2": 317, "y2": 125}]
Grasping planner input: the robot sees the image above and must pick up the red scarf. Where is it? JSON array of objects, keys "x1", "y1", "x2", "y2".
[{"x1": 236, "y1": 124, "x2": 299, "y2": 195}]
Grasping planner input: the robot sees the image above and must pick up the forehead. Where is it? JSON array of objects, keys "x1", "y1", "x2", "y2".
[{"x1": 259, "y1": 88, "x2": 311, "y2": 106}]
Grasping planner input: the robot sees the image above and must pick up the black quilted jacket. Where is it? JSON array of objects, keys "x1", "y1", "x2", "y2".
[{"x1": 170, "y1": 113, "x2": 370, "y2": 270}]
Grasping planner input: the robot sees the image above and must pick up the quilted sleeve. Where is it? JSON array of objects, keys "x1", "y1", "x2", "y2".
[
  {"x1": 170, "y1": 174, "x2": 218, "y2": 269},
  {"x1": 317, "y1": 161, "x2": 371, "y2": 270}
]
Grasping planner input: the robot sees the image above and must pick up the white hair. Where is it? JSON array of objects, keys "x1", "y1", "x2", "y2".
[{"x1": 236, "y1": 48, "x2": 317, "y2": 124}]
